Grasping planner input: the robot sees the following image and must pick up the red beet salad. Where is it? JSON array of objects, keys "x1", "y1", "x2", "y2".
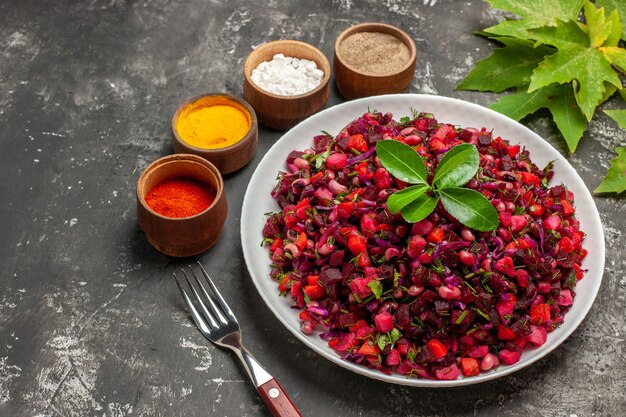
[{"x1": 262, "y1": 110, "x2": 587, "y2": 380}]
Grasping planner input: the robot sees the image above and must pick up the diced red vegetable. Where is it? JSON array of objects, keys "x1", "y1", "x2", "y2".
[
  {"x1": 427, "y1": 227, "x2": 444, "y2": 243},
  {"x1": 374, "y1": 312, "x2": 395, "y2": 333},
  {"x1": 544, "y1": 214, "x2": 562, "y2": 231},
  {"x1": 530, "y1": 303, "x2": 551, "y2": 325},
  {"x1": 495, "y1": 256, "x2": 516, "y2": 278},
  {"x1": 435, "y1": 364, "x2": 460, "y2": 380},
  {"x1": 460, "y1": 357, "x2": 480, "y2": 377},
  {"x1": 347, "y1": 234, "x2": 367, "y2": 255},
  {"x1": 426, "y1": 339, "x2": 448, "y2": 359},
  {"x1": 510, "y1": 215, "x2": 528, "y2": 233},
  {"x1": 497, "y1": 325, "x2": 517, "y2": 341},
  {"x1": 527, "y1": 325, "x2": 547, "y2": 346},
  {"x1": 358, "y1": 341, "x2": 380, "y2": 356},
  {"x1": 498, "y1": 349, "x2": 521, "y2": 365},
  {"x1": 269, "y1": 238, "x2": 283, "y2": 253},
  {"x1": 557, "y1": 289, "x2": 573, "y2": 306},
  {"x1": 348, "y1": 134, "x2": 368, "y2": 153},
  {"x1": 386, "y1": 349, "x2": 401, "y2": 366},
  {"x1": 326, "y1": 152, "x2": 347, "y2": 170}
]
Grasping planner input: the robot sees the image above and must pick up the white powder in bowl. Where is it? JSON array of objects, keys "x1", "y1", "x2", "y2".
[{"x1": 250, "y1": 53, "x2": 324, "y2": 96}]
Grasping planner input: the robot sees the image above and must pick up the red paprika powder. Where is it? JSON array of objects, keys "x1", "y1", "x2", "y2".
[{"x1": 145, "y1": 177, "x2": 216, "y2": 218}]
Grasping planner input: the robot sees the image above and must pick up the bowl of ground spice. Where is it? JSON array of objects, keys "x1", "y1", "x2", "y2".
[
  {"x1": 334, "y1": 23, "x2": 416, "y2": 99},
  {"x1": 137, "y1": 153, "x2": 227, "y2": 257},
  {"x1": 172, "y1": 93, "x2": 258, "y2": 174},
  {"x1": 243, "y1": 40, "x2": 331, "y2": 130}
]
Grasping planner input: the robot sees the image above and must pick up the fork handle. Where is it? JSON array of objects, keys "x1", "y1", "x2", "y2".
[{"x1": 258, "y1": 378, "x2": 302, "y2": 417}]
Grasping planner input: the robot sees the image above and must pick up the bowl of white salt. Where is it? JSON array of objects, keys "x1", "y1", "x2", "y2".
[{"x1": 243, "y1": 40, "x2": 331, "y2": 130}]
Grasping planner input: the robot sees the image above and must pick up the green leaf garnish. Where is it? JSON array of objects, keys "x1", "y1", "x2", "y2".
[
  {"x1": 439, "y1": 188, "x2": 500, "y2": 232},
  {"x1": 377, "y1": 139, "x2": 499, "y2": 231},
  {"x1": 433, "y1": 143, "x2": 480, "y2": 189},
  {"x1": 375, "y1": 140, "x2": 427, "y2": 184},
  {"x1": 402, "y1": 193, "x2": 439, "y2": 223},
  {"x1": 386, "y1": 184, "x2": 429, "y2": 214}
]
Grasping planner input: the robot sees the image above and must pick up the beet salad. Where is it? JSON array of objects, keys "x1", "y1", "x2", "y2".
[{"x1": 262, "y1": 110, "x2": 587, "y2": 380}]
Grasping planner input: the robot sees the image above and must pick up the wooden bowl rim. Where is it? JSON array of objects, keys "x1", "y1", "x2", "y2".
[
  {"x1": 171, "y1": 93, "x2": 258, "y2": 156},
  {"x1": 136, "y1": 153, "x2": 225, "y2": 221},
  {"x1": 334, "y1": 22, "x2": 417, "y2": 78},
  {"x1": 243, "y1": 39, "x2": 331, "y2": 100}
]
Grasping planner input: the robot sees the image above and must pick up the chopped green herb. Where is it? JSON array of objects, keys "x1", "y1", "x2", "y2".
[
  {"x1": 454, "y1": 310, "x2": 469, "y2": 324},
  {"x1": 368, "y1": 280, "x2": 383, "y2": 299},
  {"x1": 474, "y1": 307, "x2": 491, "y2": 321}
]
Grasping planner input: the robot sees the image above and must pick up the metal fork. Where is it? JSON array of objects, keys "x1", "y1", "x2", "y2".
[{"x1": 173, "y1": 262, "x2": 301, "y2": 417}]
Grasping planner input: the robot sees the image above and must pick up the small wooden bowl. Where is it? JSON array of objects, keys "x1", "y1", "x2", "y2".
[
  {"x1": 334, "y1": 23, "x2": 417, "y2": 99},
  {"x1": 171, "y1": 93, "x2": 258, "y2": 175},
  {"x1": 136, "y1": 154, "x2": 228, "y2": 257},
  {"x1": 243, "y1": 40, "x2": 331, "y2": 130}
]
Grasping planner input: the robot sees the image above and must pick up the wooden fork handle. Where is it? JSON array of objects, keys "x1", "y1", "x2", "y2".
[{"x1": 257, "y1": 378, "x2": 302, "y2": 417}]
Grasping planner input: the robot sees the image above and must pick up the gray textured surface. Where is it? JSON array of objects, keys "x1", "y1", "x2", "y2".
[{"x1": 0, "y1": 0, "x2": 624, "y2": 416}]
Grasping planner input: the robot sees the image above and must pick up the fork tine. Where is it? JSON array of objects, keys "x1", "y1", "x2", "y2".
[
  {"x1": 181, "y1": 269, "x2": 222, "y2": 328},
  {"x1": 196, "y1": 261, "x2": 237, "y2": 322},
  {"x1": 187, "y1": 267, "x2": 227, "y2": 324},
  {"x1": 173, "y1": 272, "x2": 214, "y2": 335}
]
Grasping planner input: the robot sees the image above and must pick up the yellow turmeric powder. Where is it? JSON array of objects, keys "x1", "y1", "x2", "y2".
[{"x1": 175, "y1": 96, "x2": 251, "y2": 149}]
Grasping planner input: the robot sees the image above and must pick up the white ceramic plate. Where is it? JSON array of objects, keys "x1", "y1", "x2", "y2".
[{"x1": 241, "y1": 94, "x2": 604, "y2": 387}]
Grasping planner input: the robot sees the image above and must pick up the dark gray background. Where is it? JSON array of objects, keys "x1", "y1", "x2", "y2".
[{"x1": 1, "y1": 0, "x2": 624, "y2": 416}]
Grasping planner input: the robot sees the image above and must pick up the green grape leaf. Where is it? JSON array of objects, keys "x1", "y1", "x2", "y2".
[
  {"x1": 484, "y1": 0, "x2": 585, "y2": 38},
  {"x1": 547, "y1": 84, "x2": 590, "y2": 152},
  {"x1": 401, "y1": 194, "x2": 439, "y2": 223},
  {"x1": 456, "y1": 38, "x2": 555, "y2": 93},
  {"x1": 386, "y1": 184, "x2": 429, "y2": 214},
  {"x1": 601, "y1": 46, "x2": 626, "y2": 73},
  {"x1": 601, "y1": 83, "x2": 619, "y2": 105},
  {"x1": 604, "y1": 109, "x2": 626, "y2": 128},
  {"x1": 376, "y1": 140, "x2": 427, "y2": 185},
  {"x1": 596, "y1": 0, "x2": 626, "y2": 41},
  {"x1": 605, "y1": 9, "x2": 623, "y2": 47},
  {"x1": 595, "y1": 147, "x2": 626, "y2": 194},
  {"x1": 483, "y1": 19, "x2": 532, "y2": 39},
  {"x1": 528, "y1": 20, "x2": 622, "y2": 121},
  {"x1": 584, "y1": 1, "x2": 612, "y2": 47},
  {"x1": 439, "y1": 188, "x2": 499, "y2": 231},
  {"x1": 433, "y1": 144, "x2": 480, "y2": 189},
  {"x1": 490, "y1": 83, "x2": 587, "y2": 151}
]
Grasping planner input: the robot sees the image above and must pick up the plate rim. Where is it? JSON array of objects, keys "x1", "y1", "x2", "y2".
[{"x1": 241, "y1": 93, "x2": 605, "y2": 387}]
